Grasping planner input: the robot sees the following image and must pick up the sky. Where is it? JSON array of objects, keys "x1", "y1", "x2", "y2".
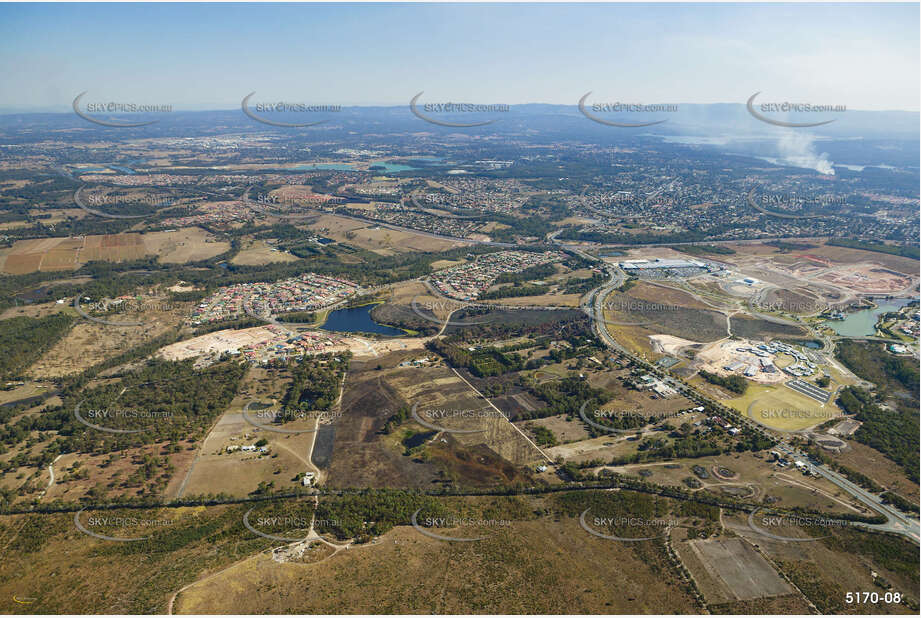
[{"x1": 0, "y1": 2, "x2": 918, "y2": 112}]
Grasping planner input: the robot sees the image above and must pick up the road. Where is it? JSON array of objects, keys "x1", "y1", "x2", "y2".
[
  {"x1": 774, "y1": 443, "x2": 920, "y2": 543},
  {"x1": 39, "y1": 454, "x2": 63, "y2": 500},
  {"x1": 582, "y1": 265, "x2": 920, "y2": 544}
]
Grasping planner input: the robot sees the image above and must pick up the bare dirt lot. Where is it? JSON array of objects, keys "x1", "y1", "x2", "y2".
[{"x1": 685, "y1": 537, "x2": 793, "y2": 601}]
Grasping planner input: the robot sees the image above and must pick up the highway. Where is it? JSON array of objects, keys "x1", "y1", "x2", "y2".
[
  {"x1": 580, "y1": 261, "x2": 920, "y2": 545},
  {"x1": 240, "y1": 192, "x2": 920, "y2": 544},
  {"x1": 775, "y1": 442, "x2": 920, "y2": 543}
]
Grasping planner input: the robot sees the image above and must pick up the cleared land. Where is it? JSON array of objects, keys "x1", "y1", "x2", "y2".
[
  {"x1": 229, "y1": 239, "x2": 299, "y2": 265},
  {"x1": 0, "y1": 227, "x2": 229, "y2": 274},
  {"x1": 686, "y1": 537, "x2": 793, "y2": 601}
]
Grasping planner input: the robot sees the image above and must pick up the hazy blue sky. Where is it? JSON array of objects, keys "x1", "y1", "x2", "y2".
[{"x1": 0, "y1": 2, "x2": 917, "y2": 111}]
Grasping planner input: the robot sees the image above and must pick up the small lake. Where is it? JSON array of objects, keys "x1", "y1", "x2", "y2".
[
  {"x1": 320, "y1": 304, "x2": 404, "y2": 336},
  {"x1": 824, "y1": 298, "x2": 915, "y2": 337},
  {"x1": 292, "y1": 163, "x2": 356, "y2": 171},
  {"x1": 369, "y1": 162, "x2": 417, "y2": 173}
]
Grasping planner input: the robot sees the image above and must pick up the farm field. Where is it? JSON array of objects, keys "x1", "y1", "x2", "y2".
[
  {"x1": 0, "y1": 227, "x2": 228, "y2": 274},
  {"x1": 143, "y1": 227, "x2": 230, "y2": 263},
  {"x1": 229, "y1": 239, "x2": 299, "y2": 265},
  {"x1": 304, "y1": 213, "x2": 465, "y2": 254}
]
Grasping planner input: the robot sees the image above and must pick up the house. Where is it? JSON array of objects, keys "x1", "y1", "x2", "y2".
[{"x1": 302, "y1": 472, "x2": 315, "y2": 486}]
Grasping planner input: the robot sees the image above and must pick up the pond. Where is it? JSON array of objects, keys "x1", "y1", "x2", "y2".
[
  {"x1": 320, "y1": 304, "x2": 404, "y2": 336},
  {"x1": 824, "y1": 298, "x2": 915, "y2": 337}
]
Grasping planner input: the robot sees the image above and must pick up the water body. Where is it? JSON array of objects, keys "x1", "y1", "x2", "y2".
[
  {"x1": 320, "y1": 304, "x2": 404, "y2": 336},
  {"x1": 824, "y1": 298, "x2": 915, "y2": 337},
  {"x1": 292, "y1": 163, "x2": 356, "y2": 171},
  {"x1": 369, "y1": 162, "x2": 417, "y2": 173}
]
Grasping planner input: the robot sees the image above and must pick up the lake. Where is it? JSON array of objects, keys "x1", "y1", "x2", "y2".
[
  {"x1": 320, "y1": 304, "x2": 404, "y2": 336},
  {"x1": 292, "y1": 163, "x2": 356, "y2": 171},
  {"x1": 824, "y1": 298, "x2": 915, "y2": 337},
  {"x1": 369, "y1": 162, "x2": 417, "y2": 173}
]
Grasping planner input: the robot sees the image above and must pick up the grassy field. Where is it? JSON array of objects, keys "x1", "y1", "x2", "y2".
[
  {"x1": 144, "y1": 227, "x2": 230, "y2": 263},
  {"x1": 176, "y1": 366, "x2": 319, "y2": 498},
  {"x1": 304, "y1": 213, "x2": 464, "y2": 254},
  {"x1": 28, "y1": 293, "x2": 190, "y2": 379},
  {"x1": 229, "y1": 239, "x2": 299, "y2": 265},
  {"x1": 173, "y1": 506, "x2": 700, "y2": 614},
  {"x1": 0, "y1": 505, "x2": 273, "y2": 614},
  {"x1": 605, "y1": 450, "x2": 876, "y2": 517},
  {"x1": 723, "y1": 382, "x2": 840, "y2": 432}
]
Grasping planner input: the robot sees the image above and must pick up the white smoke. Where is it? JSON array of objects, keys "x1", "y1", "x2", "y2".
[{"x1": 776, "y1": 132, "x2": 835, "y2": 175}]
